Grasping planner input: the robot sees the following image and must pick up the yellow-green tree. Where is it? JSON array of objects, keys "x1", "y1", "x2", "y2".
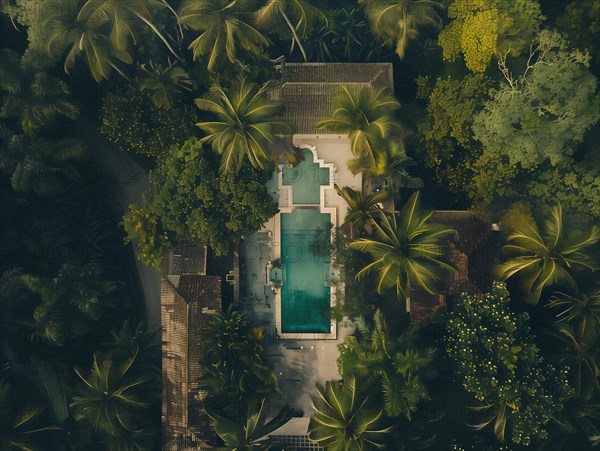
[{"x1": 438, "y1": 0, "x2": 544, "y2": 72}]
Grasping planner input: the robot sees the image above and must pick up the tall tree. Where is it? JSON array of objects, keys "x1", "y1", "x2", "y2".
[
  {"x1": 359, "y1": 0, "x2": 443, "y2": 59},
  {"x1": 337, "y1": 310, "x2": 436, "y2": 419},
  {"x1": 0, "y1": 373, "x2": 61, "y2": 451},
  {"x1": 21, "y1": 261, "x2": 117, "y2": 346},
  {"x1": 350, "y1": 192, "x2": 454, "y2": 307},
  {"x1": 497, "y1": 203, "x2": 600, "y2": 305},
  {"x1": 308, "y1": 375, "x2": 393, "y2": 450},
  {"x1": 550, "y1": 323, "x2": 599, "y2": 397},
  {"x1": 136, "y1": 60, "x2": 192, "y2": 109},
  {"x1": 123, "y1": 138, "x2": 279, "y2": 263},
  {"x1": 547, "y1": 285, "x2": 600, "y2": 338},
  {"x1": 348, "y1": 141, "x2": 423, "y2": 202},
  {"x1": 317, "y1": 86, "x2": 402, "y2": 170},
  {"x1": 254, "y1": 0, "x2": 325, "y2": 61},
  {"x1": 303, "y1": 5, "x2": 391, "y2": 62},
  {"x1": 42, "y1": 5, "x2": 134, "y2": 82},
  {"x1": 207, "y1": 397, "x2": 299, "y2": 448},
  {"x1": 0, "y1": 49, "x2": 79, "y2": 136},
  {"x1": 415, "y1": 73, "x2": 492, "y2": 195},
  {"x1": 70, "y1": 354, "x2": 151, "y2": 440},
  {"x1": 334, "y1": 184, "x2": 388, "y2": 237},
  {"x1": 76, "y1": 0, "x2": 164, "y2": 52},
  {"x1": 0, "y1": 134, "x2": 86, "y2": 196},
  {"x1": 446, "y1": 282, "x2": 572, "y2": 445},
  {"x1": 196, "y1": 76, "x2": 292, "y2": 173},
  {"x1": 178, "y1": 0, "x2": 270, "y2": 71},
  {"x1": 201, "y1": 307, "x2": 279, "y2": 409},
  {"x1": 438, "y1": 0, "x2": 544, "y2": 72},
  {"x1": 472, "y1": 30, "x2": 600, "y2": 171}
]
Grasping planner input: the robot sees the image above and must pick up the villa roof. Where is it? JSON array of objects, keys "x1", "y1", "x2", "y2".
[
  {"x1": 161, "y1": 242, "x2": 208, "y2": 275},
  {"x1": 411, "y1": 211, "x2": 501, "y2": 323},
  {"x1": 161, "y1": 274, "x2": 221, "y2": 449},
  {"x1": 270, "y1": 63, "x2": 395, "y2": 135}
]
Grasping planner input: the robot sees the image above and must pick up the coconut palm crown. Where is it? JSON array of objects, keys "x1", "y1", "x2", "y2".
[
  {"x1": 350, "y1": 191, "x2": 455, "y2": 302},
  {"x1": 497, "y1": 203, "x2": 600, "y2": 305},
  {"x1": 335, "y1": 184, "x2": 388, "y2": 237},
  {"x1": 317, "y1": 85, "x2": 403, "y2": 170},
  {"x1": 196, "y1": 76, "x2": 292, "y2": 173},
  {"x1": 308, "y1": 374, "x2": 394, "y2": 450},
  {"x1": 254, "y1": 0, "x2": 326, "y2": 61},
  {"x1": 360, "y1": 0, "x2": 443, "y2": 59},
  {"x1": 179, "y1": 0, "x2": 270, "y2": 71}
]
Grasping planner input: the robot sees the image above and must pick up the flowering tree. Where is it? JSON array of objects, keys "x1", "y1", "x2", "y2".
[{"x1": 445, "y1": 282, "x2": 572, "y2": 445}]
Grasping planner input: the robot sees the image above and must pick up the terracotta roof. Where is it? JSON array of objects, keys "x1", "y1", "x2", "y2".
[
  {"x1": 410, "y1": 211, "x2": 500, "y2": 323},
  {"x1": 270, "y1": 63, "x2": 394, "y2": 134},
  {"x1": 431, "y1": 211, "x2": 491, "y2": 256}
]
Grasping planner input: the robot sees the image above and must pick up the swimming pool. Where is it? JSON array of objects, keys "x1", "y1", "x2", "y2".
[
  {"x1": 282, "y1": 149, "x2": 330, "y2": 204},
  {"x1": 280, "y1": 208, "x2": 331, "y2": 333}
]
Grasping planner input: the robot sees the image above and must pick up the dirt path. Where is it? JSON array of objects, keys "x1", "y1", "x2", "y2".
[{"x1": 74, "y1": 119, "x2": 161, "y2": 328}]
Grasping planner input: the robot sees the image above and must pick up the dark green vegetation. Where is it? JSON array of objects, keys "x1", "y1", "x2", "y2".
[
  {"x1": 122, "y1": 137, "x2": 278, "y2": 265},
  {"x1": 1, "y1": 0, "x2": 599, "y2": 450}
]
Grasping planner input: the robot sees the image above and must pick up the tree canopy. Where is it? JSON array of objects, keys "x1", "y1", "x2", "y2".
[
  {"x1": 472, "y1": 30, "x2": 599, "y2": 170},
  {"x1": 446, "y1": 282, "x2": 572, "y2": 445},
  {"x1": 123, "y1": 138, "x2": 278, "y2": 265},
  {"x1": 438, "y1": 0, "x2": 544, "y2": 72}
]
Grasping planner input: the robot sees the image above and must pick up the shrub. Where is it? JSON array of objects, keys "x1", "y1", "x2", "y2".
[{"x1": 99, "y1": 84, "x2": 197, "y2": 158}]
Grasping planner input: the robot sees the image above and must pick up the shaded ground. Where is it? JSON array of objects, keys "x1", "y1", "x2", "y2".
[{"x1": 74, "y1": 118, "x2": 161, "y2": 328}]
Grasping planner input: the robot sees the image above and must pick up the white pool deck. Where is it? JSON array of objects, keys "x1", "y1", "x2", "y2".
[{"x1": 241, "y1": 134, "x2": 362, "y2": 438}]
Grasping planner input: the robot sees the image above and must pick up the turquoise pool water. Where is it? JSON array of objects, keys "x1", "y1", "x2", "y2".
[
  {"x1": 280, "y1": 208, "x2": 331, "y2": 333},
  {"x1": 282, "y1": 149, "x2": 330, "y2": 204}
]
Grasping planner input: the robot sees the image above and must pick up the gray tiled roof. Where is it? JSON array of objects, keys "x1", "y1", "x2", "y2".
[
  {"x1": 270, "y1": 63, "x2": 394, "y2": 135},
  {"x1": 162, "y1": 242, "x2": 207, "y2": 275},
  {"x1": 161, "y1": 274, "x2": 221, "y2": 449}
]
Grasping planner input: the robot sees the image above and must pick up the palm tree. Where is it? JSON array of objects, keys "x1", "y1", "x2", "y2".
[
  {"x1": 338, "y1": 310, "x2": 435, "y2": 418},
  {"x1": 201, "y1": 307, "x2": 280, "y2": 408},
  {"x1": 317, "y1": 86, "x2": 403, "y2": 170},
  {"x1": 21, "y1": 261, "x2": 117, "y2": 346},
  {"x1": 0, "y1": 49, "x2": 79, "y2": 135},
  {"x1": 0, "y1": 268, "x2": 37, "y2": 374},
  {"x1": 550, "y1": 323, "x2": 599, "y2": 396},
  {"x1": 543, "y1": 390, "x2": 600, "y2": 450},
  {"x1": 547, "y1": 285, "x2": 600, "y2": 337},
  {"x1": 196, "y1": 76, "x2": 292, "y2": 173},
  {"x1": 334, "y1": 184, "x2": 388, "y2": 237},
  {"x1": 308, "y1": 375, "x2": 393, "y2": 450},
  {"x1": 304, "y1": 6, "x2": 392, "y2": 62},
  {"x1": 0, "y1": 374, "x2": 61, "y2": 451},
  {"x1": 347, "y1": 141, "x2": 423, "y2": 202},
  {"x1": 359, "y1": 0, "x2": 443, "y2": 58},
  {"x1": 70, "y1": 353, "x2": 150, "y2": 436},
  {"x1": 137, "y1": 60, "x2": 192, "y2": 109},
  {"x1": 254, "y1": 0, "x2": 326, "y2": 61},
  {"x1": 206, "y1": 396, "x2": 300, "y2": 449},
  {"x1": 350, "y1": 191, "x2": 455, "y2": 308},
  {"x1": 497, "y1": 203, "x2": 600, "y2": 305},
  {"x1": 43, "y1": 7, "x2": 133, "y2": 82},
  {"x1": 77, "y1": 0, "x2": 184, "y2": 63},
  {"x1": 0, "y1": 135, "x2": 86, "y2": 196},
  {"x1": 179, "y1": 0, "x2": 270, "y2": 71}
]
